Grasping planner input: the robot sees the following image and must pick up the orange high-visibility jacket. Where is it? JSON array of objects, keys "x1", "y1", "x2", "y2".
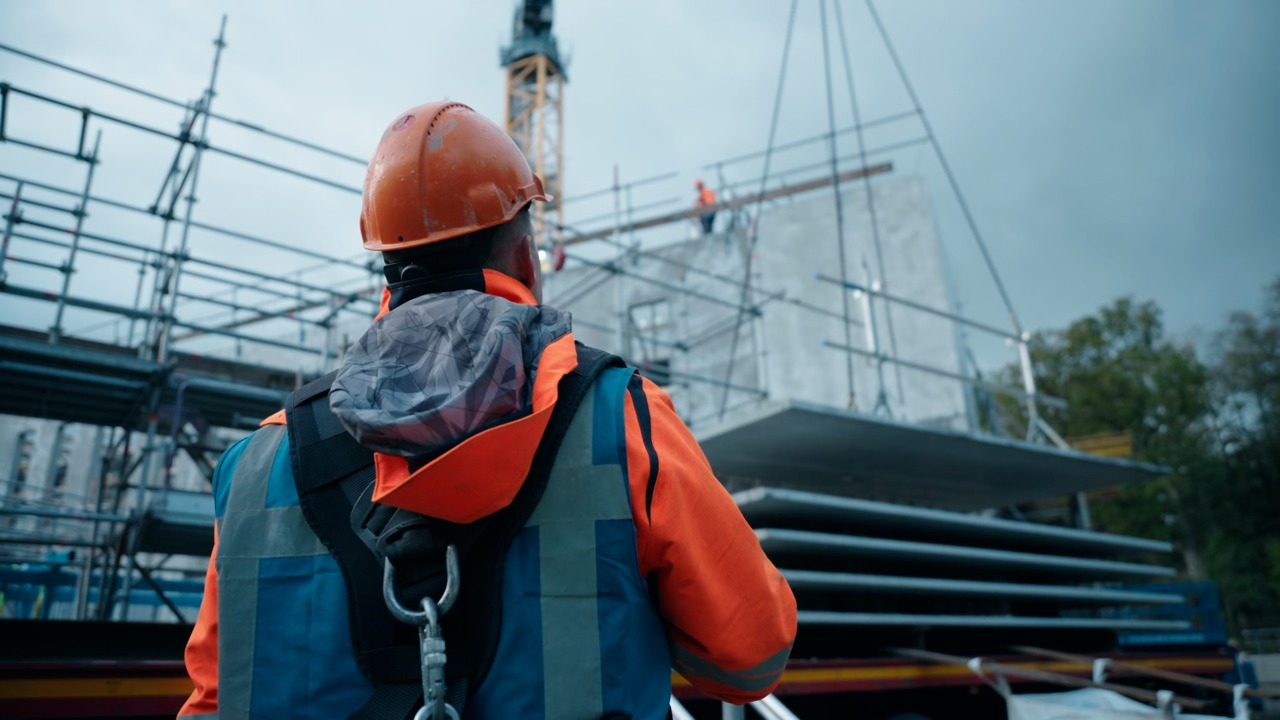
[
  {"x1": 697, "y1": 186, "x2": 718, "y2": 208},
  {"x1": 181, "y1": 271, "x2": 796, "y2": 717}
]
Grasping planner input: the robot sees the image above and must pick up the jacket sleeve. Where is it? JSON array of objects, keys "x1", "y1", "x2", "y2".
[
  {"x1": 178, "y1": 528, "x2": 220, "y2": 717},
  {"x1": 622, "y1": 375, "x2": 796, "y2": 704}
]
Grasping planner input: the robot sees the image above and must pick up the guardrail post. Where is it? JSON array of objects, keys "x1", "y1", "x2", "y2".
[
  {"x1": 1017, "y1": 332, "x2": 1041, "y2": 442},
  {"x1": 50, "y1": 131, "x2": 101, "y2": 344},
  {"x1": 0, "y1": 180, "x2": 20, "y2": 285}
]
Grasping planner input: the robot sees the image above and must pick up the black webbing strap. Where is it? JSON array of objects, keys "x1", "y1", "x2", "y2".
[
  {"x1": 346, "y1": 683, "x2": 420, "y2": 720},
  {"x1": 284, "y1": 343, "x2": 624, "y2": 718},
  {"x1": 286, "y1": 370, "x2": 420, "y2": 720}
]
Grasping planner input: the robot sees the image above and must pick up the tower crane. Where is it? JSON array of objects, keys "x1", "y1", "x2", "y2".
[{"x1": 501, "y1": 0, "x2": 566, "y2": 247}]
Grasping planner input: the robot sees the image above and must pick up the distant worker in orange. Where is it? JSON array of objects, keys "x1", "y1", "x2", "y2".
[{"x1": 695, "y1": 178, "x2": 718, "y2": 234}]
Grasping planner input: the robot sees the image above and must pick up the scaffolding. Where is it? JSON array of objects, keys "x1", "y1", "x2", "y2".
[
  {"x1": 0, "y1": 22, "x2": 379, "y2": 621},
  {"x1": 0, "y1": 3, "x2": 1136, "y2": 626},
  {"x1": 0, "y1": 9, "x2": 1242, "y2": 720},
  {"x1": 530, "y1": 0, "x2": 1071, "y2": 452},
  {"x1": 543, "y1": 128, "x2": 1056, "y2": 443}
]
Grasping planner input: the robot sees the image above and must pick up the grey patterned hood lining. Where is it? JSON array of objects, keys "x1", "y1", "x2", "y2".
[{"x1": 330, "y1": 290, "x2": 572, "y2": 457}]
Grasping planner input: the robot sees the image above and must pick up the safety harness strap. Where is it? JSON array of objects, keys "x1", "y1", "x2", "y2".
[
  {"x1": 285, "y1": 343, "x2": 623, "y2": 720},
  {"x1": 287, "y1": 370, "x2": 419, "y2": 720}
]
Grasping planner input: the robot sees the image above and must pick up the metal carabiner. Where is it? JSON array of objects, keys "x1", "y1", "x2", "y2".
[
  {"x1": 409, "y1": 691, "x2": 460, "y2": 717},
  {"x1": 382, "y1": 543, "x2": 460, "y2": 623},
  {"x1": 384, "y1": 544, "x2": 461, "y2": 720}
]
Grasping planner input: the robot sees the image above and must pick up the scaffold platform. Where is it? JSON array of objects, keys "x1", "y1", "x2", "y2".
[{"x1": 0, "y1": 326, "x2": 294, "y2": 431}]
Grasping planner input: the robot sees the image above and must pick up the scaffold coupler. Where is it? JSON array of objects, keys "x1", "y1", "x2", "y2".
[{"x1": 383, "y1": 544, "x2": 461, "y2": 720}]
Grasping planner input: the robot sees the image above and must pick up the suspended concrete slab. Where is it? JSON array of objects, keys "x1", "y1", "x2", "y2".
[
  {"x1": 756, "y1": 528, "x2": 1174, "y2": 577},
  {"x1": 780, "y1": 569, "x2": 1184, "y2": 605},
  {"x1": 797, "y1": 612, "x2": 1189, "y2": 632},
  {"x1": 697, "y1": 401, "x2": 1166, "y2": 512},
  {"x1": 743, "y1": 489, "x2": 1171, "y2": 556}
]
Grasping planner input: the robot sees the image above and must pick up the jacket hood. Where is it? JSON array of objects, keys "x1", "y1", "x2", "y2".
[
  {"x1": 330, "y1": 290, "x2": 570, "y2": 457},
  {"x1": 329, "y1": 270, "x2": 579, "y2": 523}
]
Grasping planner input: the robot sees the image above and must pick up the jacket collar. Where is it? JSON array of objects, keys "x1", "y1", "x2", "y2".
[{"x1": 377, "y1": 269, "x2": 536, "y2": 320}]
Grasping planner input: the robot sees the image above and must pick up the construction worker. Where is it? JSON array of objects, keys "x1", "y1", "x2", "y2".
[
  {"x1": 694, "y1": 178, "x2": 717, "y2": 234},
  {"x1": 179, "y1": 102, "x2": 795, "y2": 720}
]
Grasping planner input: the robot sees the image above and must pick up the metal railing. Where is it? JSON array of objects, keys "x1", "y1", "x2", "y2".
[{"x1": 1, "y1": 26, "x2": 379, "y2": 621}]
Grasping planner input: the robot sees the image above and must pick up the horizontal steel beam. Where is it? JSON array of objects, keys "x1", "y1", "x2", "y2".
[
  {"x1": 758, "y1": 529, "x2": 1176, "y2": 579},
  {"x1": 817, "y1": 273, "x2": 1017, "y2": 340},
  {"x1": 1011, "y1": 645, "x2": 1280, "y2": 700},
  {"x1": 0, "y1": 506, "x2": 130, "y2": 523},
  {"x1": 736, "y1": 487, "x2": 1174, "y2": 555},
  {"x1": 563, "y1": 163, "x2": 893, "y2": 246},
  {"x1": 800, "y1": 611, "x2": 1189, "y2": 631},
  {"x1": 823, "y1": 339, "x2": 1068, "y2": 410},
  {"x1": 892, "y1": 647, "x2": 1209, "y2": 710},
  {"x1": 781, "y1": 568, "x2": 1183, "y2": 604},
  {"x1": 2, "y1": 282, "x2": 160, "y2": 321}
]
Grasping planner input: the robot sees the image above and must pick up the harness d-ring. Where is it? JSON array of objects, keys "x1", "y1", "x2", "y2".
[
  {"x1": 384, "y1": 544, "x2": 461, "y2": 720},
  {"x1": 383, "y1": 544, "x2": 459, "y2": 621}
]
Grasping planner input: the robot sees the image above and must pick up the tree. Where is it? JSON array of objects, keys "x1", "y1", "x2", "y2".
[
  {"x1": 997, "y1": 279, "x2": 1280, "y2": 632},
  {"x1": 1000, "y1": 298, "x2": 1212, "y2": 559},
  {"x1": 1199, "y1": 278, "x2": 1280, "y2": 629}
]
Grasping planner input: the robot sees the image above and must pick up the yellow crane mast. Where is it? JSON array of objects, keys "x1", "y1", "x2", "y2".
[{"x1": 501, "y1": 0, "x2": 566, "y2": 248}]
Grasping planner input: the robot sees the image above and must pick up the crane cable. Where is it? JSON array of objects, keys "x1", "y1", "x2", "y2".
[
  {"x1": 833, "y1": 0, "x2": 906, "y2": 404},
  {"x1": 818, "y1": 0, "x2": 859, "y2": 410},
  {"x1": 717, "y1": 0, "x2": 800, "y2": 420},
  {"x1": 864, "y1": 0, "x2": 1024, "y2": 337}
]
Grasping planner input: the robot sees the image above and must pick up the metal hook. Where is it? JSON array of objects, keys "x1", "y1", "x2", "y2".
[
  {"x1": 413, "y1": 703, "x2": 461, "y2": 720},
  {"x1": 382, "y1": 543, "x2": 460, "y2": 625}
]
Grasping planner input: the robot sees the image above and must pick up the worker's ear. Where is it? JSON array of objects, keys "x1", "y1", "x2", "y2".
[
  {"x1": 511, "y1": 233, "x2": 543, "y2": 302},
  {"x1": 511, "y1": 234, "x2": 534, "y2": 285}
]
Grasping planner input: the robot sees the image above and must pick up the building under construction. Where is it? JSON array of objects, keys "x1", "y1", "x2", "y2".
[{"x1": 0, "y1": 4, "x2": 1259, "y2": 719}]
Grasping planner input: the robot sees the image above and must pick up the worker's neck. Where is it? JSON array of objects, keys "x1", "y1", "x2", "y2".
[{"x1": 385, "y1": 268, "x2": 535, "y2": 312}]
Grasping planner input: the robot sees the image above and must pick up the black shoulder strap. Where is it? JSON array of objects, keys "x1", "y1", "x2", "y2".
[
  {"x1": 285, "y1": 370, "x2": 422, "y2": 720},
  {"x1": 285, "y1": 343, "x2": 624, "y2": 719}
]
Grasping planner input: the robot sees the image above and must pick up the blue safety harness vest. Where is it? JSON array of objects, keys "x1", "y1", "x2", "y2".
[{"x1": 211, "y1": 349, "x2": 672, "y2": 719}]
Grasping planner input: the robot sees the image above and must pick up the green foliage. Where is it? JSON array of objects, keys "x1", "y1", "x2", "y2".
[
  {"x1": 1029, "y1": 297, "x2": 1211, "y2": 455},
  {"x1": 1216, "y1": 278, "x2": 1280, "y2": 430},
  {"x1": 1001, "y1": 278, "x2": 1280, "y2": 632},
  {"x1": 1200, "y1": 278, "x2": 1280, "y2": 629}
]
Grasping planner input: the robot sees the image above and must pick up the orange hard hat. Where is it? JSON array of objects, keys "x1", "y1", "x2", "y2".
[{"x1": 360, "y1": 101, "x2": 550, "y2": 252}]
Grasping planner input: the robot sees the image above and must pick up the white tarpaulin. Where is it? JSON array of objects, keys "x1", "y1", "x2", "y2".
[
  {"x1": 966, "y1": 658, "x2": 1246, "y2": 720},
  {"x1": 1005, "y1": 687, "x2": 1232, "y2": 720}
]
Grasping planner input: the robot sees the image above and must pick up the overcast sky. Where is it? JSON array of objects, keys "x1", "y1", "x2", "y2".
[{"x1": 1, "y1": 0, "x2": 1277, "y2": 369}]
